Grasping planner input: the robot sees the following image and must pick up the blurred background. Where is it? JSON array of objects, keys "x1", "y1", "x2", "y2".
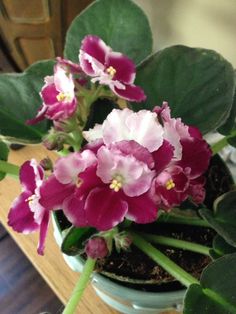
[{"x1": 0, "y1": 0, "x2": 235, "y2": 72}]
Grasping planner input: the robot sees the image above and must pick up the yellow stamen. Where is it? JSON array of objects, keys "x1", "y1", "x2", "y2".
[
  {"x1": 106, "y1": 66, "x2": 116, "y2": 77},
  {"x1": 76, "y1": 178, "x2": 83, "y2": 188},
  {"x1": 165, "y1": 179, "x2": 175, "y2": 190},
  {"x1": 25, "y1": 195, "x2": 35, "y2": 204},
  {"x1": 56, "y1": 92, "x2": 72, "y2": 102},
  {"x1": 109, "y1": 175, "x2": 123, "y2": 192}
]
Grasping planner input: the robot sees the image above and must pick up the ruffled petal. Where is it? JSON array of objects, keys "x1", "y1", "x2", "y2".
[
  {"x1": 125, "y1": 193, "x2": 158, "y2": 224},
  {"x1": 20, "y1": 160, "x2": 43, "y2": 192},
  {"x1": 179, "y1": 138, "x2": 212, "y2": 178},
  {"x1": 39, "y1": 175, "x2": 75, "y2": 210},
  {"x1": 37, "y1": 210, "x2": 50, "y2": 255},
  {"x1": 41, "y1": 83, "x2": 58, "y2": 105},
  {"x1": 85, "y1": 187, "x2": 128, "y2": 231},
  {"x1": 107, "y1": 51, "x2": 135, "y2": 84},
  {"x1": 54, "y1": 150, "x2": 96, "y2": 184},
  {"x1": 113, "y1": 84, "x2": 146, "y2": 102},
  {"x1": 152, "y1": 140, "x2": 174, "y2": 173},
  {"x1": 63, "y1": 194, "x2": 88, "y2": 227},
  {"x1": 112, "y1": 140, "x2": 154, "y2": 169},
  {"x1": 80, "y1": 35, "x2": 110, "y2": 65},
  {"x1": 8, "y1": 191, "x2": 39, "y2": 234}
]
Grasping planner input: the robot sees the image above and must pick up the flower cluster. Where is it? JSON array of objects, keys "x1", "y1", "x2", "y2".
[{"x1": 8, "y1": 102, "x2": 211, "y2": 254}]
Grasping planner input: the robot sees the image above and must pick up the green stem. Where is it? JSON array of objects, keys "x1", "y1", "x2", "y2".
[
  {"x1": 62, "y1": 258, "x2": 96, "y2": 314},
  {"x1": 130, "y1": 232, "x2": 199, "y2": 288},
  {"x1": 0, "y1": 160, "x2": 19, "y2": 177},
  {"x1": 157, "y1": 212, "x2": 211, "y2": 228},
  {"x1": 211, "y1": 129, "x2": 236, "y2": 155},
  {"x1": 139, "y1": 232, "x2": 210, "y2": 256}
]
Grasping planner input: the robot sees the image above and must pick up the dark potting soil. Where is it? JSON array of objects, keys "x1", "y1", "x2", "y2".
[{"x1": 57, "y1": 154, "x2": 234, "y2": 292}]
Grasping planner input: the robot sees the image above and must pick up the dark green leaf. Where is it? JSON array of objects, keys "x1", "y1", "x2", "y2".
[
  {"x1": 0, "y1": 60, "x2": 54, "y2": 143},
  {"x1": 210, "y1": 235, "x2": 236, "y2": 260},
  {"x1": 64, "y1": 0, "x2": 152, "y2": 65},
  {"x1": 184, "y1": 253, "x2": 236, "y2": 314},
  {"x1": 218, "y1": 71, "x2": 236, "y2": 135},
  {"x1": 0, "y1": 141, "x2": 9, "y2": 180},
  {"x1": 200, "y1": 191, "x2": 236, "y2": 247},
  {"x1": 61, "y1": 226, "x2": 96, "y2": 256},
  {"x1": 85, "y1": 98, "x2": 119, "y2": 131},
  {"x1": 227, "y1": 135, "x2": 236, "y2": 148},
  {"x1": 133, "y1": 46, "x2": 235, "y2": 134}
]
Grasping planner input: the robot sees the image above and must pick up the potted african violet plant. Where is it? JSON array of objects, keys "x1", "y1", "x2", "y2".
[{"x1": 1, "y1": 0, "x2": 236, "y2": 313}]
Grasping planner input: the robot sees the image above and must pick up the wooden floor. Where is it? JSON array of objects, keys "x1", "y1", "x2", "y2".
[{"x1": 0, "y1": 224, "x2": 63, "y2": 314}]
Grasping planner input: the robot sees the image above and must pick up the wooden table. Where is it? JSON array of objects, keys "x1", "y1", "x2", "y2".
[{"x1": 0, "y1": 145, "x2": 178, "y2": 314}]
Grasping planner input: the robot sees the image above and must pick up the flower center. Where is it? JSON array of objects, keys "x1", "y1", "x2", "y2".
[
  {"x1": 106, "y1": 66, "x2": 116, "y2": 77},
  {"x1": 25, "y1": 195, "x2": 35, "y2": 204},
  {"x1": 109, "y1": 175, "x2": 123, "y2": 192},
  {"x1": 56, "y1": 92, "x2": 72, "y2": 102},
  {"x1": 165, "y1": 179, "x2": 175, "y2": 190}
]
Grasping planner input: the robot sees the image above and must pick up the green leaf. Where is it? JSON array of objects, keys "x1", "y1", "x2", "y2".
[
  {"x1": 0, "y1": 141, "x2": 9, "y2": 180},
  {"x1": 0, "y1": 60, "x2": 54, "y2": 143},
  {"x1": 218, "y1": 71, "x2": 236, "y2": 135},
  {"x1": 133, "y1": 46, "x2": 235, "y2": 134},
  {"x1": 184, "y1": 253, "x2": 236, "y2": 314},
  {"x1": 210, "y1": 235, "x2": 236, "y2": 260},
  {"x1": 64, "y1": 0, "x2": 152, "y2": 65},
  {"x1": 61, "y1": 226, "x2": 96, "y2": 256},
  {"x1": 200, "y1": 191, "x2": 236, "y2": 248}
]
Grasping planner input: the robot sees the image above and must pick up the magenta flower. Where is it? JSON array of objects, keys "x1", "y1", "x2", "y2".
[
  {"x1": 7, "y1": 159, "x2": 75, "y2": 255},
  {"x1": 8, "y1": 160, "x2": 49, "y2": 255},
  {"x1": 79, "y1": 35, "x2": 146, "y2": 102},
  {"x1": 150, "y1": 104, "x2": 212, "y2": 209},
  {"x1": 83, "y1": 108, "x2": 164, "y2": 153},
  {"x1": 43, "y1": 141, "x2": 157, "y2": 231},
  {"x1": 27, "y1": 63, "x2": 77, "y2": 124}
]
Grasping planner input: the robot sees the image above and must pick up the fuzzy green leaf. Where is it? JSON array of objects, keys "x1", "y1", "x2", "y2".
[
  {"x1": 133, "y1": 46, "x2": 235, "y2": 134},
  {"x1": 0, "y1": 60, "x2": 54, "y2": 143},
  {"x1": 200, "y1": 191, "x2": 236, "y2": 248},
  {"x1": 184, "y1": 253, "x2": 236, "y2": 314},
  {"x1": 64, "y1": 0, "x2": 152, "y2": 65}
]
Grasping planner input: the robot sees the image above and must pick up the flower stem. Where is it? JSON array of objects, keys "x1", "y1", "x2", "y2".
[
  {"x1": 157, "y1": 212, "x2": 211, "y2": 228},
  {"x1": 0, "y1": 160, "x2": 19, "y2": 177},
  {"x1": 130, "y1": 232, "x2": 199, "y2": 287},
  {"x1": 62, "y1": 258, "x2": 96, "y2": 314},
  {"x1": 211, "y1": 129, "x2": 236, "y2": 155},
  {"x1": 138, "y1": 232, "x2": 211, "y2": 256}
]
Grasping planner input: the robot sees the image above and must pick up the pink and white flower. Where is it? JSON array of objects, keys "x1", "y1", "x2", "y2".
[
  {"x1": 42, "y1": 141, "x2": 157, "y2": 231},
  {"x1": 8, "y1": 160, "x2": 49, "y2": 255},
  {"x1": 27, "y1": 63, "x2": 77, "y2": 124},
  {"x1": 7, "y1": 159, "x2": 75, "y2": 255},
  {"x1": 79, "y1": 35, "x2": 146, "y2": 102},
  {"x1": 83, "y1": 108, "x2": 164, "y2": 153}
]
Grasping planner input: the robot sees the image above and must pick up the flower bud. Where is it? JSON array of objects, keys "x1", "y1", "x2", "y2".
[
  {"x1": 39, "y1": 157, "x2": 53, "y2": 171},
  {"x1": 114, "y1": 232, "x2": 132, "y2": 252},
  {"x1": 85, "y1": 237, "x2": 108, "y2": 259},
  {"x1": 43, "y1": 132, "x2": 65, "y2": 151}
]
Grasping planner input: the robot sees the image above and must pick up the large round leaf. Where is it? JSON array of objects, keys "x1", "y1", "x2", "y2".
[
  {"x1": 0, "y1": 60, "x2": 54, "y2": 143},
  {"x1": 64, "y1": 0, "x2": 153, "y2": 65},
  {"x1": 184, "y1": 253, "x2": 236, "y2": 314},
  {"x1": 133, "y1": 46, "x2": 235, "y2": 134},
  {"x1": 218, "y1": 71, "x2": 236, "y2": 135},
  {"x1": 200, "y1": 191, "x2": 236, "y2": 248}
]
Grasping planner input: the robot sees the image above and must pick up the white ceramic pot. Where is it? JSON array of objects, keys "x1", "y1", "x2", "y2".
[{"x1": 52, "y1": 215, "x2": 185, "y2": 314}]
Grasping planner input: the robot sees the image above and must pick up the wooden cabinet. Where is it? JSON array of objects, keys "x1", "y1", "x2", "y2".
[{"x1": 0, "y1": 0, "x2": 91, "y2": 70}]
